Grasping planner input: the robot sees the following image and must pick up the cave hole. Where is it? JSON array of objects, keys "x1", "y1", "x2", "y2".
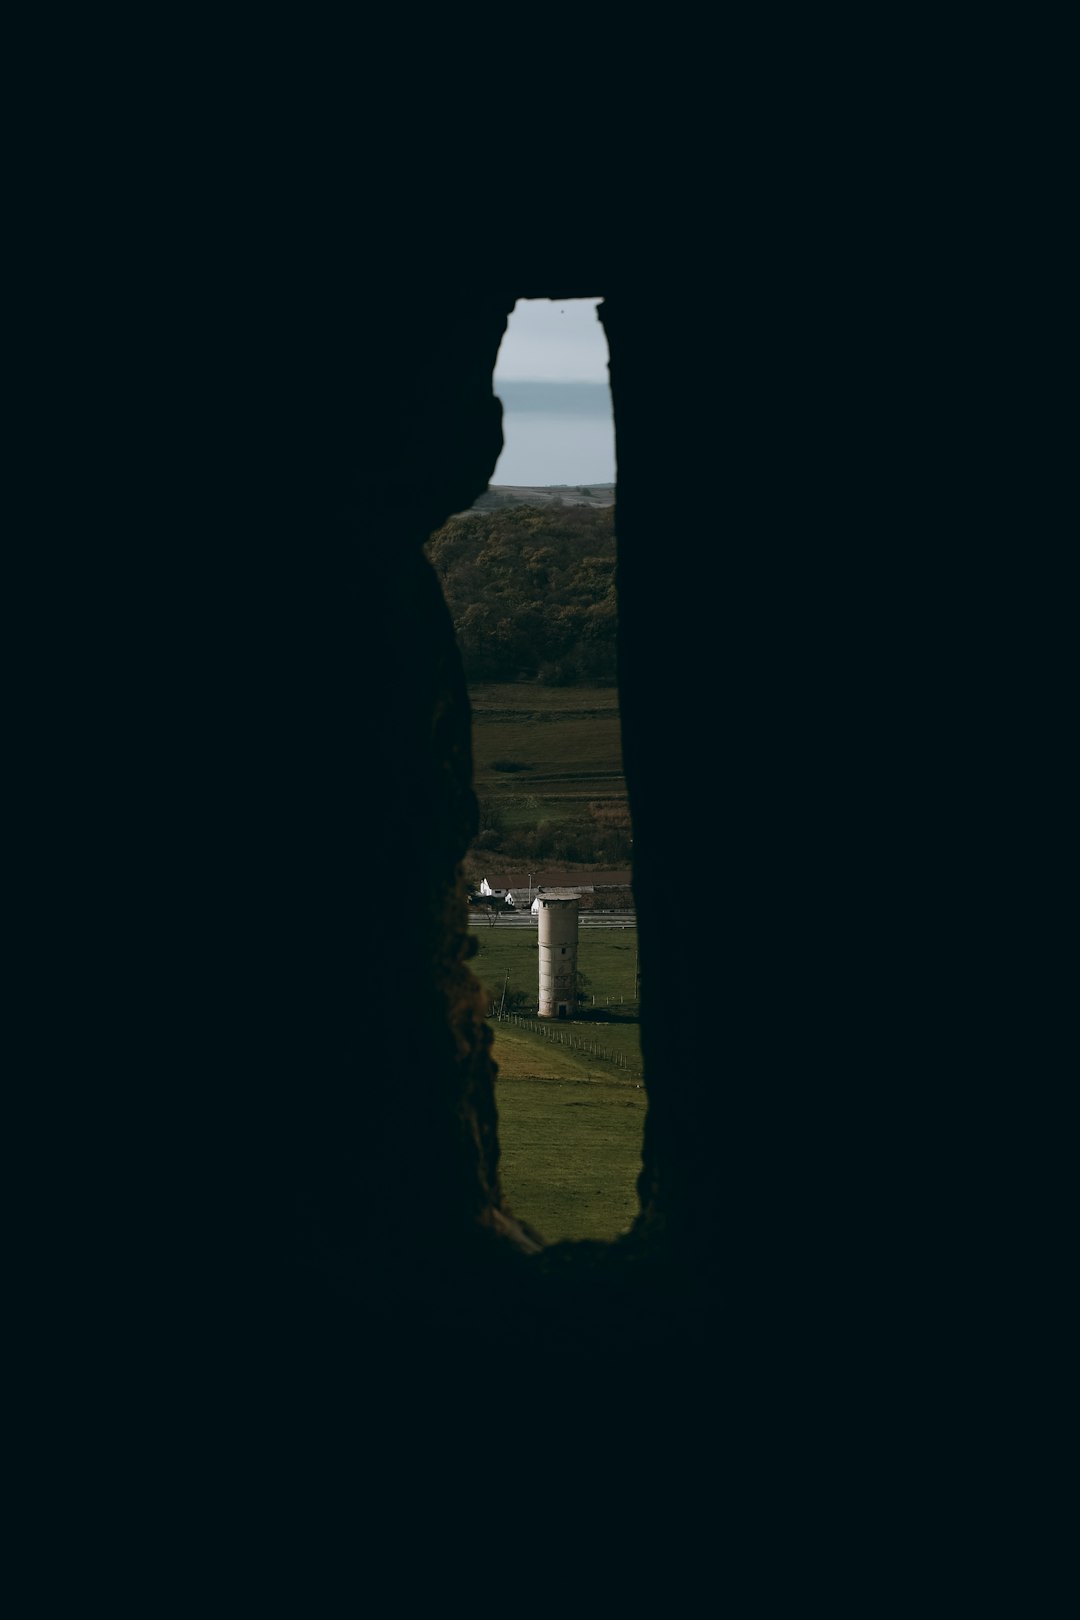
[{"x1": 429, "y1": 296, "x2": 644, "y2": 1246}]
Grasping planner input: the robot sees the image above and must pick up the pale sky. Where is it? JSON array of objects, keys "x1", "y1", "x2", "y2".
[{"x1": 493, "y1": 298, "x2": 609, "y2": 382}]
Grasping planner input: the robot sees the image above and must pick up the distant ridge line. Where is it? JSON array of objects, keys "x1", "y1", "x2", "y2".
[{"x1": 469, "y1": 484, "x2": 615, "y2": 513}]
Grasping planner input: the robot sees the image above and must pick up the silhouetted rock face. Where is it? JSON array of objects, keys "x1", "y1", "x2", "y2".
[
  {"x1": 72, "y1": 232, "x2": 1001, "y2": 1457},
  {"x1": 164, "y1": 284, "x2": 716, "y2": 1378}
]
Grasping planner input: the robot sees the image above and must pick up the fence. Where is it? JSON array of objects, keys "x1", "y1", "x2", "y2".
[{"x1": 491, "y1": 1010, "x2": 642, "y2": 1077}]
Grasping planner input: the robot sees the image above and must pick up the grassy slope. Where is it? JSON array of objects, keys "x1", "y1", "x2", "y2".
[
  {"x1": 477, "y1": 925, "x2": 645, "y2": 1242},
  {"x1": 494, "y1": 1029, "x2": 646, "y2": 1243}
]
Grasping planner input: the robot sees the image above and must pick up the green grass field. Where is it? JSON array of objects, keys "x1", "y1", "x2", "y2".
[
  {"x1": 470, "y1": 682, "x2": 628, "y2": 824},
  {"x1": 472, "y1": 922, "x2": 645, "y2": 1241},
  {"x1": 470, "y1": 682, "x2": 621, "y2": 714},
  {"x1": 467, "y1": 684, "x2": 642, "y2": 1242},
  {"x1": 471, "y1": 923, "x2": 641, "y2": 1032},
  {"x1": 493, "y1": 1028, "x2": 646, "y2": 1244}
]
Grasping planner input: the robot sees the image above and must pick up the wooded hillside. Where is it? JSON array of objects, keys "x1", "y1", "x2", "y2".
[{"x1": 426, "y1": 506, "x2": 617, "y2": 685}]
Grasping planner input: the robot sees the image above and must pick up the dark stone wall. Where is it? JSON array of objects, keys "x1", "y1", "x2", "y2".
[
  {"x1": 113, "y1": 272, "x2": 716, "y2": 1378},
  {"x1": 49, "y1": 189, "x2": 1022, "y2": 1504},
  {"x1": 262, "y1": 284, "x2": 717, "y2": 1356}
]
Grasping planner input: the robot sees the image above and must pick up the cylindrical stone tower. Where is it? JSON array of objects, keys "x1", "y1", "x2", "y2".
[{"x1": 536, "y1": 893, "x2": 579, "y2": 1019}]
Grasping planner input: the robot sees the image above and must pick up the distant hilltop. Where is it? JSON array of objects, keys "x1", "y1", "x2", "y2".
[{"x1": 471, "y1": 484, "x2": 615, "y2": 512}]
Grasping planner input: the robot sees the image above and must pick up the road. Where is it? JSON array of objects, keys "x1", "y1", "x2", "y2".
[{"x1": 469, "y1": 912, "x2": 636, "y2": 930}]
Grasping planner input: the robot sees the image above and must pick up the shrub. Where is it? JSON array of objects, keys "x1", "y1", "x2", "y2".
[{"x1": 477, "y1": 801, "x2": 506, "y2": 837}]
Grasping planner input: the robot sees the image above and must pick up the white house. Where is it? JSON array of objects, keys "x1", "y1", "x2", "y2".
[
  {"x1": 478, "y1": 879, "x2": 515, "y2": 908},
  {"x1": 530, "y1": 886, "x2": 580, "y2": 915}
]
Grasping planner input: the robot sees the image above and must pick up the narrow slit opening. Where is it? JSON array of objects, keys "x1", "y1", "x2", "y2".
[{"x1": 427, "y1": 296, "x2": 644, "y2": 1246}]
